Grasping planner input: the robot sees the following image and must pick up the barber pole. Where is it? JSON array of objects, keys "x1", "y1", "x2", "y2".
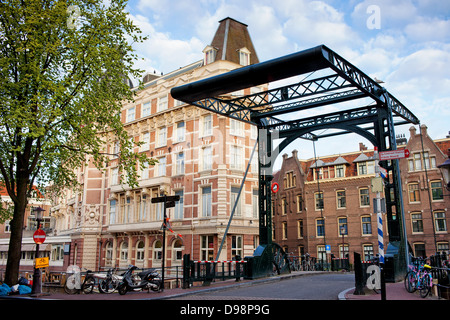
[{"x1": 374, "y1": 147, "x2": 385, "y2": 264}]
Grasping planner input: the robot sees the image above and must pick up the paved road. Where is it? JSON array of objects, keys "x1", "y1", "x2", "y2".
[{"x1": 170, "y1": 273, "x2": 355, "y2": 300}]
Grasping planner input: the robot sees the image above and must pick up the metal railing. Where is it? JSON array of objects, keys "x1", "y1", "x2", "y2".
[{"x1": 182, "y1": 254, "x2": 247, "y2": 288}]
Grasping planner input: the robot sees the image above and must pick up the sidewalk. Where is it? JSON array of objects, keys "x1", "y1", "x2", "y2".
[
  {"x1": 1, "y1": 271, "x2": 445, "y2": 301},
  {"x1": 341, "y1": 281, "x2": 443, "y2": 300}
]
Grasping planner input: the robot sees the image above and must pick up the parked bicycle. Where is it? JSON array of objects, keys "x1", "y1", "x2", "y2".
[
  {"x1": 64, "y1": 267, "x2": 97, "y2": 294},
  {"x1": 98, "y1": 268, "x2": 122, "y2": 294},
  {"x1": 404, "y1": 260, "x2": 433, "y2": 298}
]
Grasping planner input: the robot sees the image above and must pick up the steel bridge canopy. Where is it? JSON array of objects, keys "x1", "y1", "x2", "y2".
[{"x1": 171, "y1": 44, "x2": 419, "y2": 140}]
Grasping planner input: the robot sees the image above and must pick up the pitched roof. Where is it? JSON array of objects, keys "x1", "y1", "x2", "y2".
[{"x1": 209, "y1": 17, "x2": 259, "y2": 65}]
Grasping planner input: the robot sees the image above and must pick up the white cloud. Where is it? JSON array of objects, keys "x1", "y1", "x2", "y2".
[{"x1": 129, "y1": 13, "x2": 204, "y2": 76}]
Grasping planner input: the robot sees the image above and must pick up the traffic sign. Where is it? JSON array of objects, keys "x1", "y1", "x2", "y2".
[
  {"x1": 33, "y1": 229, "x2": 46, "y2": 245},
  {"x1": 379, "y1": 149, "x2": 410, "y2": 161},
  {"x1": 271, "y1": 182, "x2": 279, "y2": 193},
  {"x1": 35, "y1": 257, "x2": 49, "y2": 269},
  {"x1": 151, "y1": 195, "x2": 180, "y2": 203}
]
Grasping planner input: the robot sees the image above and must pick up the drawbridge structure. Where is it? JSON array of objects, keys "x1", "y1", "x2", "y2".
[{"x1": 172, "y1": 45, "x2": 420, "y2": 279}]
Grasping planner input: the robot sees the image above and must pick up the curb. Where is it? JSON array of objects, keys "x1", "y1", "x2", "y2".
[{"x1": 338, "y1": 287, "x2": 354, "y2": 300}]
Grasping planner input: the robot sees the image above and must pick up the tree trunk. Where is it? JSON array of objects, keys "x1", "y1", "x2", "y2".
[{"x1": 4, "y1": 175, "x2": 29, "y2": 286}]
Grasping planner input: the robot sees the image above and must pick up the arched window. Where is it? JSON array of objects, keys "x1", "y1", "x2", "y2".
[
  {"x1": 153, "y1": 240, "x2": 162, "y2": 261},
  {"x1": 105, "y1": 242, "x2": 113, "y2": 266},
  {"x1": 173, "y1": 239, "x2": 183, "y2": 262},
  {"x1": 120, "y1": 241, "x2": 128, "y2": 261},
  {"x1": 136, "y1": 241, "x2": 145, "y2": 262}
]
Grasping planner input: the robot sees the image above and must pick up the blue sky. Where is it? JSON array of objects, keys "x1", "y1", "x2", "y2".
[{"x1": 125, "y1": 0, "x2": 450, "y2": 162}]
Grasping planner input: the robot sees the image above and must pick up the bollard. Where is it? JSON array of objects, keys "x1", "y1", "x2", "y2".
[{"x1": 353, "y1": 252, "x2": 365, "y2": 295}]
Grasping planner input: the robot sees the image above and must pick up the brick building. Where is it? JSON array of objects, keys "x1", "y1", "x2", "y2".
[{"x1": 273, "y1": 125, "x2": 450, "y2": 264}]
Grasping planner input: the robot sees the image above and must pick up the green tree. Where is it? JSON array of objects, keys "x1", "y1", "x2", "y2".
[{"x1": 0, "y1": 0, "x2": 153, "y2": 285}]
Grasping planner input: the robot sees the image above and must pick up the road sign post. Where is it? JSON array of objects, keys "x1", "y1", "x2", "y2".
[
  {"x1": 379, "y1": 149, "x2": 410, "y2": 161},
  {"x1": 151, "y1": 194, "x2": 181, "y2": 291}
]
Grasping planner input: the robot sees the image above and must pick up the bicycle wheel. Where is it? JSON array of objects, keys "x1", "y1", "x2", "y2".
[
  {"x1": 404, "y1": 272, "x2": 416, "y2": 293},
  {"x1": 64, "y1": 276, "x2": 80, "y2": 295},
  {"x1": 419, "y1": 274, "x2": 431, "y2": 298},
  {"x1": 82, "y1": 276, "x2": 95, "y2": 294},
  {"x1": 99, "y1": 278, "x2": 118, "y2": 294}
]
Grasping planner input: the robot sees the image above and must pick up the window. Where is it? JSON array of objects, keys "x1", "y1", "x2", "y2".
[
  {"x1": 120, "y1": 242, "x2": 128, "y2": 261},
  {"x1": 141, "y1": 132, "x2": 150, "y2": 151},
  {"x1": 230, "y1": 145, "x2": 242, "y2": 170},
  {"x1": 157, "y1": 127, "x2": 167, "y2": 147},
  {"x1": 139, "y1": 195, "x2": 148, "y2": 221},
  {"x1": 157, "y1": 157, "x2": 166, "y2": 176},
  {"x1": 315, "y1": 192, "x2": 324, "y2": 210},
  {"x1": 414, "y1": 153, "x2": 422, "y2": 171},
  {"x1": 154, "y1": 240, "x2": 162, "y2": 260},
  {"x1": 174, "y1": 191, "x2": 184, "y2": 219},
  {"x1": 142, "y1": 102, "x2": 151, "y2": 117},
  {"x1": 359, "y1": 188, "x2": 370, "y2": 207},
  {"x1": 434, "y1": 211, "x2": 447, "y2": 232},
  {"x1": 239, "y1": 48, "x2": 250, "y2": 66},
  {"x1": 231, "y1": 235, "x2": 243, "y2": 259},
  {"x1": 411, "y1": 213, "x2": 424, "y2": 233},
  {"x1": 414, "y1": 243, "x2": 426, "y2": 258},
  {"x1": 282, "y1": 222, "x2": 288, "y2": 240},
  {"x1": 281, "y1": 198, "x2": 287, "y2": 215},
  {"x1": 230, "y1": 119, "x2": 243, "y2": 136},
  {"x1": 297, "y1": 194, "x2": 303, "y2": 212},
  {"x1": 51, "y1": 245, "x2": 64, "y2": 262},
  {"x1": 361, "y1": 216, "x2": 372, "y2": 235},
  {"x1": 297, "y1": 220, "x2": 304, "y2": 238},
  {"x1": 430, "y1": 180, "x2": 443, "y2": 200},
  {"x1": 437, "y1": 242, "x2": 449, "y2": 255},
  {"x1": 202, "y1": 187, "x2": 212, "y2": 217},
  {"x1": 111, "y1": 168, "x2": 119, "y2": 185},
  {"x1": 423, "y1": 151, "x2": 430, "y2": 169},
  {"x1": 176, "y1": 152, "x2": 185, "y2": 175},
  {"x1": 109, "y1": 200, "x2": 117, "y2": 224},
  {"x1": 202, "y1": 146, "x2": 212, "y2": 171},
  {"x1": 363, "y1": 244, "x2": 374, "y2": 261},
  {"x1": 204, "y1": 48, "x2": 216, "y2": 65},
  {"x1": 176, "y1": 122, "x2": 185, "y2": 143},
  {"x1": 136, "y1": 241, "x2": 145, "y2": 262},
  {"x1": 336, "y1": 190, "x2": 346, "y2": 208},
  {"x1": 335, "y1": 165, "x2": 345, "y2": 178},
  {"x1": 201, "y1": 235, "x2": 214, "y2": 261},
  {"x1": 157, "y1": 95, "x2": 168, "y2": 112},
  {"x1": 126, "y1": 107, "x2": 135, "y2": 122},
  {"x1": 253, "y1": 189, "x2": 258, "y2": 218},
  {"x1": 203, "y1": 114, "x2": 212, "y2": 136},
  {"x1": 105, "y1": 242, "x2": 113, "y2": 266},
  {"x1": 231, "y1": 187, "x2": 242, "y2": 216},
  {"x1": 173, "y1": 239, "x2": 183, "y2": 261},
  {"x1": 141, "y1": 161, "x2": 149, "y2": 180},
  {"x1": 338, "y1": 217, "x2": 348, "y2": 235},
  {"x1": 408, "y1": 183, "x2": 420, "y2": 202},
  {"x1": 285, "y1": 171, "x2": 296, "y2": 188},
  {"x1": 316, "y1": 218, "x2": 325, "y2": 237},
  {"x1": 358, "y1": 161, "x2": 375, "y2": 175}
]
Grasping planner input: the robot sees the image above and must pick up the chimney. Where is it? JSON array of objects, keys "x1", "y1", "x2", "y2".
[
  {"x1": 409, "y1": 126, "x2": 417, "y2": 138},
  {"x1": 420, "y1": 124, "x2": 428, "y2": 137},
  {"x1": 359, "y1": 143, "x2": 367, "y2": 151}
]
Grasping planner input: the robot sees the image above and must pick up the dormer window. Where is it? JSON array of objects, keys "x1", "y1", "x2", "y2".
[
  {"x1": 238, "y1": 47, "x2": 251, "y2": 66},
  {"x1": 203, "y1": 46, "x2": 217, "y2": 65}
]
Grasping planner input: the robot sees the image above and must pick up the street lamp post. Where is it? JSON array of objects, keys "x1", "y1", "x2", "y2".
[
  {"x1": 31, "y1": 206, "x2": 45, "y2": 295},
  {"x1": 340, "y1": 226, "x2": 346, "y2": 259}
]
